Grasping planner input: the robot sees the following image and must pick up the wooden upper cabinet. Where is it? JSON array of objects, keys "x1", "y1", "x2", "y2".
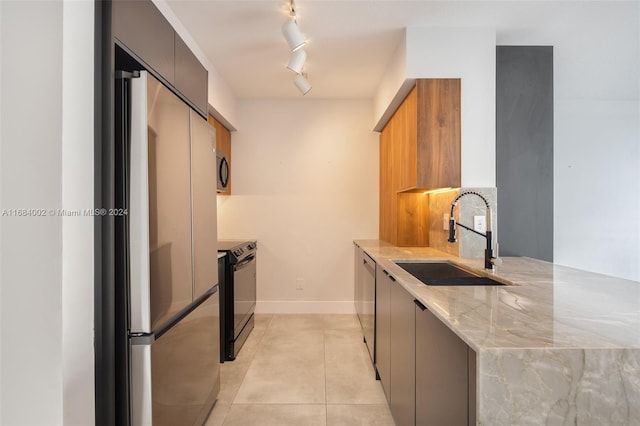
[
  {"x1": 399, "y1": 79, "x2": 461, "y2": 191},
  {"x1": 379, "y1": 79, "x2": 461, "y2": 246},
  {"x1": 208, "y1": 115, "x2": 232, "y2": 195},
  {"x1": 396, "y1": 87, "x2": 418, "y2": 191}
]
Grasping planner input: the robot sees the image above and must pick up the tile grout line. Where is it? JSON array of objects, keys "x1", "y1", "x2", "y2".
[{"x1": 211, "y1": 314, "x2": 394, "y2": 425}]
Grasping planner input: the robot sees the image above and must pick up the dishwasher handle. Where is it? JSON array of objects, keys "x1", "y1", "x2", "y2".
[{"x1": 363, "y1": 255, "x2": 375, "y2": 273}]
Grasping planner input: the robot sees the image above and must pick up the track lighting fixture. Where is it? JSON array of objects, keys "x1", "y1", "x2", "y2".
[
  {"x1": 282, "y1": 20, "x2": 306, "y2": 52},
  {"x1": 294, "y1": 73, "x2": 312, "y2": 95},
  {"x1": 283, "y1": 0, "x2": 311, "y2": 95}
]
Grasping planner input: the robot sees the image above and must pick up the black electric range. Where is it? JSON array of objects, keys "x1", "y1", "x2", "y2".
[{"x1": 218, "y1": 240, "x2": 257, "y2": 361}]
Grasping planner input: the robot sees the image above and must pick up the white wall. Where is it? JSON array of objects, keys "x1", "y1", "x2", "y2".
[
  {"x1": 554, "y1": 101, "x2": 639, "y2": 280},
  {"x1": 406, "y1": 27, "x2": 496, "y2": 188},
  {"x1": 61, "y1": 0, "x2": 95, "y2": 424},
  {"x1": 1, "y1": 1, "x2": 64, "y2": 423},
  {"x1": 217, "y1": 100, "x2": 379, "y2": 313},
  {"x1": 372, "y1": 27, "x2": 497, "y2": 187},
  {"x1": 499, "y1": 1, "x2": 640, "y2": 281},
  {"x1": 0, "y1": 0, "x2": 95, "y2": 423},
  {"x1": 373, "y1": 33, "x2": 411, "y2": 131}
]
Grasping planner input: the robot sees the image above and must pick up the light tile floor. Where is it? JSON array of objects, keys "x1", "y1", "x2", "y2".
[{"x1": 205, "y1": 314, "x2": 395, "y2": 426}]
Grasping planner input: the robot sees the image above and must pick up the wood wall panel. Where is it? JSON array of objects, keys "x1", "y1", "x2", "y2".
[
  {"x1": 397, "y1": 192, "x2": 429, "y2": 247},
  {"x1": 208, "y1": 114, "x2": 232, "y2": 195}
]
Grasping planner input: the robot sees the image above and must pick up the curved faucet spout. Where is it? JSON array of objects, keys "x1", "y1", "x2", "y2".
[{"x1": 448, "y1": 191, "x2": 499, "y2": 270}]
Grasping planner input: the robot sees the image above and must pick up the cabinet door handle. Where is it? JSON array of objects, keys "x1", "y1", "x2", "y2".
[
  {"x1": 414, "y1": 300, "x2": 427, "y2": 311},
  {"x1": 383, "y1": 270, "x2": 389, "y2": 276},
  {"x1": 389, "y1": 275, "x2": 396, "y2": 282}
]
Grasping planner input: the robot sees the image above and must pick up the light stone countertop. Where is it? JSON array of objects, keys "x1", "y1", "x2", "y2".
[{"x1": 354, "y1": 239, "x2": 640, "y2": 425}]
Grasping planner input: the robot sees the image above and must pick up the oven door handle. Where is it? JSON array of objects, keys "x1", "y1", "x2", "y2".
[{"x1": 234, "y1": 254, "x2": 256, "y2": 271}]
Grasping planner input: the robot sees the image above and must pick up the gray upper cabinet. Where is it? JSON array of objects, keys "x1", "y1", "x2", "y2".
[
  {"x1": 113, "y1": 0, "x2": 208, "y2": 117},
  {"x1": 112, "y1": 0, "x2": 175, "y2": 83},
  {"x1": 175, "y1": 36, "x2": 208, "y2": 117}
]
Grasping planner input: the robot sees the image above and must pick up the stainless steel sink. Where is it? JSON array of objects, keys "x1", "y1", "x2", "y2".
[{"x1": 394, "y1": 261, "x2": 505, "y2": 286}]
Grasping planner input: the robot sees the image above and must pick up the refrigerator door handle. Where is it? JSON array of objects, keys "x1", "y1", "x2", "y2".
[{"x1": 129, "y1": 71, "x2": 152, "y2": 334}]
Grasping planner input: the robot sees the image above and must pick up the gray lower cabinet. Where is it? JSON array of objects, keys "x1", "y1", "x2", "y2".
[
  {"x1": 468, "y1": 346, "x2": 477, "y2": 426},
  {"x1": 375, "y1": 267, "x2": 391, "y2": 403},
  {"x1": 376, "y1": 266, "x2": 416, "y2": 426},
  {"x1": 415, "y1": 300, "x2": 476, "y2": 425},
  {"x1": 390, "y1": 278, "x2": 416, "y2": 426},
  {"x1": 365, "y1": 250, "x2": 476, "y2": 425}
]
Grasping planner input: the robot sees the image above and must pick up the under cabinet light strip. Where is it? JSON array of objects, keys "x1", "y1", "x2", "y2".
[{"x1": 422, "y1": 187, "x2": 457, "y2": 195}]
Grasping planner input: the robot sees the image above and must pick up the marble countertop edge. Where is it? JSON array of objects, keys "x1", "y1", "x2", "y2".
[{"x1": 354, "y1": 240, "x2": 640, "y2": 352}]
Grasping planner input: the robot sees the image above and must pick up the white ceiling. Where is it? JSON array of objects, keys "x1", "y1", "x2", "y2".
[{"x1": 164, "y1": 0, "x2": 639, "y2": 100}]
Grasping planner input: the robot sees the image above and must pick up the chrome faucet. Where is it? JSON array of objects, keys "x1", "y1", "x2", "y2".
[{"x1": 448, "y1": 191, "x2": 501, "y2": 270}]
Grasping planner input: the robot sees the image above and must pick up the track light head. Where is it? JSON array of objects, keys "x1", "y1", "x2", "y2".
[
  {"x1": 294, "y1": 73, "x2": 312, "y2": 95},
  {"x1": 287, "y1": 49, "x2": 307, "y2": 74},
  {"x1": 282, "y1": 20, "x2": 306, "y2": 52},
  {"x1": 283, "y1": 0, "x2": 311, "y2": 95}
]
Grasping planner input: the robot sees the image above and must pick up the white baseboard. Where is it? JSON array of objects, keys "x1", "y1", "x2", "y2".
[{"x1": 255, "y1": 301, "x2": 356, "y2": 314}]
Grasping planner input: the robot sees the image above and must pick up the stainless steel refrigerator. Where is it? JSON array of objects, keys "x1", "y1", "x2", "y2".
[{"x1": 126, "y1": 70, "x2": 220, "y2": 425}]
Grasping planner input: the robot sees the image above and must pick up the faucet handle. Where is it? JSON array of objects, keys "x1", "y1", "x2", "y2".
[
  {"x1": 492, "y1": 243, "x2": 503, "y2": 266},
  {"x1": 448, "y1": 217, "x2": 457, "y2": 243}
]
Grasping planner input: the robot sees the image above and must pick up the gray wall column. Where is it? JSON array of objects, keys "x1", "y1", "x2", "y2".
[{"x1": 496, "y1": 46, "x2": 554, "y2": 261}]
